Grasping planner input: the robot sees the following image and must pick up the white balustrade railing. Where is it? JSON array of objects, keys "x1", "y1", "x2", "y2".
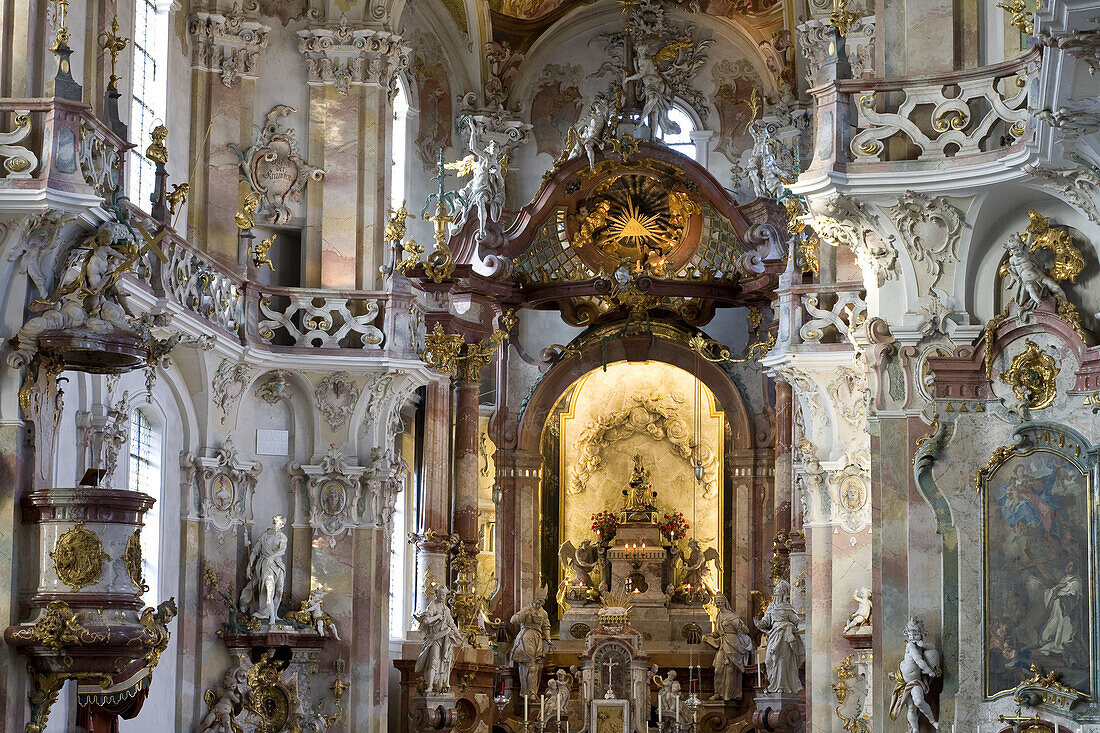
[{"x1": 257, "y1": 289, "x2": 385, "y2": 349}]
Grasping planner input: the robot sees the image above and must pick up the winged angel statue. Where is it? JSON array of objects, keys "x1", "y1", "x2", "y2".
[
  {"x1": 621, "y1": 0, "x2": 711, "y2": 138},
  {"x1": 675, "y1": 538, "x2": 721, "y2": 601},
  {"x1": 559, "y1": 539, "x2": 602, "y2": 601}
]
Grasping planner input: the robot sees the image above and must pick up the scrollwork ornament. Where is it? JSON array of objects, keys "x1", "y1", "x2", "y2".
[
  {"x1": 999, "y1": 339, "x2": 1059, "y2": 411},
  {"x1": 50, "y1": 523, "x2": 110, "y2": 591},
  {"x1": 125, "y1": 528, "x2": 148, "y2": 593}
]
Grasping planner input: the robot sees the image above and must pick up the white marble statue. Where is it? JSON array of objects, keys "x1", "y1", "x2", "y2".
[
  {"x1": 842, "y1": 587, "x2": 873, "y2": 635},
  {"x1": 1003, "y1": 231, "x2": 1066, "y2": 316},
  {"x1": 567, "y1": 93, "x2": 618, "y2": 169},
  {"x1": 414, "y1": 584, "x2": 463, "y2": 694},
  {"x1": 708, "y1": 594, "x2": 752, "y2": 702},
  {"x1": 657, "y1": 669, "x2": 682, "y2": 719},
  {"x1": 452, "y1": 123, "x2": 506, "y2": 241},
  {"x1": 543, "y1": 669, "x2": 574, "y2": 723},
  {"x1": 624, "y1": 39, "x2": 676, "y2": 135},
  {"x1": 745, "y1": 119, "x2": 797, "y2": 200},
  {"x1": 293, "y1": 587, "x2": 341, "y2": 640},
  {"x1": 238, "y1": 515, "x2": 288, "y2": 626},
  {"x1": 753, "y1": 580, "x2": 805, "y2": 694},
  {"x1": 509, "y1": 587, "x2": 552, "y2": 698},
  {"x1": 560, "y1": 539, "x2": 600, "y2": 595},
  {"x1": 197, "y1": 653, "x2": 251, "y2": 733},
  {"x1": 888, "y1": 616, "x2": 941, "y2": 732}
]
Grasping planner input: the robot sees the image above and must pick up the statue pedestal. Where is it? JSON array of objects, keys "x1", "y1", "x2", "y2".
[
  {"x1": 409, "y1": 693, "x2": 457, "y2": 733},
  {"x1": 751, "y1": 692, "x2": 805, "y2": 733}
]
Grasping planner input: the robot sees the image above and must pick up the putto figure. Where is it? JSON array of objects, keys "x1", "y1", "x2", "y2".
[
  {"x1": 510, "y1": 586, "x2": 552, "y2": 698},
  {"x1": 753, "y1": 580, "x2": 805, "y2": 694},
  {"x1": 451, "y1": 121, "x2": 506, "y2": 241},
  {"x1": 414, "y1": 583, "x2": 464, "y2": 693},
  {"x1": 843, "y1": 587, "x2": 873, "y2": 635},
  {"x1": 239, "y1": 515, "x2": 288, "y2": 626},
  {"x1": 889, "y1": 616, "x2": 941, "y2": 732},
  {"x1": 1002, "y1": 231, "x2": 1066, "y2": 316}
]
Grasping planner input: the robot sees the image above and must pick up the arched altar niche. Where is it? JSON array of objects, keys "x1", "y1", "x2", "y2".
[
  {"x1": 497, "y1": 330, "x2": 768, "y2": 626},
  {"x1": 554, "y1": 362, "x2": 724, "y2": 573}
]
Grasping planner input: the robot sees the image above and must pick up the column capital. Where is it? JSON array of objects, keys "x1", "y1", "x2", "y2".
[
  {"x1": 189, "y1": 8, "x2": 271, "y2": 87},
  {"x1": 297, "y1": 18, "x2": 408, "y2": 99}
]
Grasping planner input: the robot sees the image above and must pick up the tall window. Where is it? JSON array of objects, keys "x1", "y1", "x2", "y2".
[
  {"x1": 656, "y1": 105, "x2": 697, "y2": 160},
  {"x1": 129, "y1": 408, "x2": 162, "y2": 607},
  {"x1": 390, "y1": 79, "x2": 409, "y2": 208},
  {"x1": 128, "y1": 0, "x2": 170, "y2": 211},
  {"x1": 388, "y1": 486, "x2": 407, "y2": 638}
]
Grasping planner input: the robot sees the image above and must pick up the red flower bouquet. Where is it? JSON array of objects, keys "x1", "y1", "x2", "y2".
[
  {"x1": 591, "y1": 510, "x2": 619, "y2": 541},
  {"x1": 659, "y1": 511, "x2": 689, "y2": 542}
]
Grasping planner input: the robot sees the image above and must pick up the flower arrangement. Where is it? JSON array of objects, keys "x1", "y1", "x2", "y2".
[
  {"x1": 591, "y1": 510, "x2": 619, "y2": 541},
  {"x1": 659, "y1": 511, "x2": 689, "y2": 542}
]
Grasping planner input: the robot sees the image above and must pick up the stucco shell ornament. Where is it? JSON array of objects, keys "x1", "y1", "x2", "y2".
[{"x1": 230, "y1": 104, "x2": 324, "y2": 224}]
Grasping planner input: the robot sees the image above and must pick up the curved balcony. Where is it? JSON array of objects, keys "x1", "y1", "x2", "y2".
[{"x1": 796, "y1": 48, "x2": 1042, "y2": 195}]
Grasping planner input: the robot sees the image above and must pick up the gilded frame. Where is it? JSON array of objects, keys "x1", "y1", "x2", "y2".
[{"x1": 980, "y1": 423, "x2": 1098, "y2": 701}]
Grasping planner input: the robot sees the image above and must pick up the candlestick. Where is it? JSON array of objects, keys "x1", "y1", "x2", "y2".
[
  {"x1": 756, "y1": 647, "x2": 762, "y2": 688},
  {"x1": 524, "y1": 694, "x2": 528, "y2": 724}
]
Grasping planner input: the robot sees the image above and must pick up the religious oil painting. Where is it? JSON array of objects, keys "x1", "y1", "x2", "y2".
[
  {"x1": 984, "y1": 448, "x2": 1091, "y2": 697},
  {"x1": 559, "y1": 362, "x2": 723, "y2": 563}
]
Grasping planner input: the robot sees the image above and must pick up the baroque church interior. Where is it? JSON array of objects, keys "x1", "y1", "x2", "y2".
[{"x1": 2, "y1": 0, "x2": 1100, "y2": 730}]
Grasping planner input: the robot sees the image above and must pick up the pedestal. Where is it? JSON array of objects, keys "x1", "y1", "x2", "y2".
[
  {"x1": 751, "y1": 692, "x2": 805, "y2": 732},
  {"x1": 410, "y1": 694, "x2": 457, "y2": 733}
]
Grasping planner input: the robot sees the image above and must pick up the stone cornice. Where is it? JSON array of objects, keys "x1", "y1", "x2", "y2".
[
  {"x1": 296, "y1": 17, "x2": 408, "y2": 98},
  {"x1": 188, "y1": 8, "x2": 270, "y2": 87}
]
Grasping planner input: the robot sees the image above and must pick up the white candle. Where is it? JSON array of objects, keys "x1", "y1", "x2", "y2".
[
  {"x1": 524, "y1": 694, "x2": 529, "y2": 724},
  {"x1": 658, "y1": 686, "x2": 663, "y2": 720},
  {"x1": 756, "y1": 648, "x2": 762, "y2": 688},
  {"x1": 556, "y1": 693, "x2": 561, "y2": 724}
]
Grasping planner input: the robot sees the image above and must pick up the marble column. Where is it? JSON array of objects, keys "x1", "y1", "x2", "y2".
[
  {"x1": 298, "y1": 22, "x2": 407, "y2": 289},
  {"x1": 774, "y1": 381, "x2": 794, "y2": 535},
  {"x1": 453, "y1": 377, "x2": 480, "y2": 555},
  {"x1": 416, "y1": 379, "x2": 451, "y2": 609},
  {"x1": 494, "y1": 449, "x2": 543, "y2": 621},
  {"x1": 186, "y1": 9, "x2": 269, "y2": 269}
]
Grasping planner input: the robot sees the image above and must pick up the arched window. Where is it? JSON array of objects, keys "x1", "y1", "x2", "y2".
[
  {"x1": 129, "y1": 407, "x2": 162, "y2": 606},
  {"x1": 656, "y1": 105, "x2": 697, "y2": 160},
  {"x1": 389, "y1": 425, "x2": 416, "y2": 640},
  {"x1": 390, "y1": 79, "x2": 410, "y2": 209},
  {"x1": 128, "y1": 0, "x2": 170, "y2": 211}
]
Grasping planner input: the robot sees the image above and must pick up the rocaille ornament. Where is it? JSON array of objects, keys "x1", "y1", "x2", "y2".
[
  {"x1": 50, "y1": 522, "x2": 110, "y2": 592},
  {"x1": 999, "y1": 339, "x2": 1059, "y2": 410}
]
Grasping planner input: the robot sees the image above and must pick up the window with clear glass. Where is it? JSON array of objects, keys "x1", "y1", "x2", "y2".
[
  {"x1": 128, "y1": 0, "x2": 170, "y2": 211},
  {"x1": 390, "y1": 80, "x2": 409, "y2": 209},
  {"x1": 129, "y1": 407, "x2": 162, "y2": 607},
  {"x1": 656, "y1": 106, "x2": 697, "y2": 160}
]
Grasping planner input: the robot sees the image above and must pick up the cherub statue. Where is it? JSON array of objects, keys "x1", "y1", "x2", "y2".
[
  {"x1": 1002, "y1": 231, "x2": 1067, "y2": 316},
  {"x1": 888, "y1": 616, "x2": 941, "y2": 732},
  {"x1": 198, "y1": 653, "x2": 251, "y2": 733},
  {"x1": 543, "y1": 669, "x2": 574, "y2": 722},
  {"x1": 451, "y1": 123, "x2": 506, "y2": 241},
  {"x1": 677, "y1": 538, "x2": 721, "y2": 600},
  {"x1": 843, "y1": 587, "x2": 873, "y2": 634},
  {"x1": 571, "y1": 200, "x2": 612, "y2": 249},
  {"x1": 10, "y1": 221, "x2": 140, "y2": 369},
  {"x1": 286, "y1": 587, "x2": 340, "y2": 640},
  {"x1": 656, "y1": 669, "x2": 682, "y2": 719},
  {"x1": 745, "y1": 118, "x2": 798, "y2": 200},
  {"x1": 565, "y1": 93, "x2": 619, "y2": 169}
]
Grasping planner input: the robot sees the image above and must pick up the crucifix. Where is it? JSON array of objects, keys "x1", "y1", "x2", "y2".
[{"x1": 603, "y1": 659, "x2": 618, "y2": 699}]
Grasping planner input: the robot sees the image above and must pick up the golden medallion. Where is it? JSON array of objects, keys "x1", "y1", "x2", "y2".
[
  {"x1": 50, "y1": 522, "x2": 110, "y2": 591},
  {"x1": 999, "y1": 339, "x2": 1059, "y2": 410}
]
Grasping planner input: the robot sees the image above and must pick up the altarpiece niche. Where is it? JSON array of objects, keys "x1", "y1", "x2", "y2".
[{"x1": 981, "y1": 423, "x2": 1097, "y2": 698}]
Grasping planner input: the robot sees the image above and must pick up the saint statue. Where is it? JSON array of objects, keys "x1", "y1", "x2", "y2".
[
  {"x1": 753, "y1": 580, "x2": 805, "y2": 694},
  {"x1": 707, "y1": 594, "x2": 752, "y2": 702},
  {"x1": 239, "y1": 515, "x2": 288, "y2": 626},
  {"x1": 414, "y1": 584, "x2": 463, "y2": 693},
  {"x1": 888, "y1": 616, "x2": 941, "y2": 732},
  {"x1": 509, "y1": 587, "x2": 552, "y2": 698}
]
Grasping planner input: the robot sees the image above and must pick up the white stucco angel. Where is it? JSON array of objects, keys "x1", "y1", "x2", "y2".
[
  {"x1": 677, "y1": 538, "x2": 721, "y2": 599},
  {"x1": 888, "y1": 616, "x2": 941, "y2": 732},
  {"x1": 543, "y1": 668, "x2": 574, "y2": 723},
  {"x1": 414, "y1": 584, "x2": 464, "y2": 693},
  {"x1": 559, "y1": 539, "x2": 601, "y2": 596},
  {"x1": 1002, "y1": 231, "x2": 1066, "y2": 316},
  {"x1": 566, "y1": 93, "x2": 619, "y2": 169},
  {"x1": 623, "y1": 39, "x2": 677, "y2": 136},
  {"x1": 451, "y1": 122, "x2": 506, "y2": 241},
  {"x1": 745, "y1": 118, "x2": 798, "y2": 200},
  {"x1": 238, "y1": 515, "x2": 288, "y2": 626},
  {"x1": 656, "y1": 669, "x2": 682, "y2": 719},
  {"x1": 842, "y1": 587, "x2": 873, "y2": 634}
]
